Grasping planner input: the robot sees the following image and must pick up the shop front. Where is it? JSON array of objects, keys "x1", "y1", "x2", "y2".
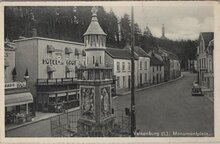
[
  {"x1": 37, "y1": 89, "x2": 79, "y2": 113},
  {"x1": 5, "y1": 91, "x2": 33, "y2": 125}
]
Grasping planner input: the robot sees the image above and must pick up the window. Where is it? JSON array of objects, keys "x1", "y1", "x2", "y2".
[
  {"x1": 145, "y1": 73, "x2": 147, "y2": 83},
  {"x1": 47, "y1": 72, "x2": 53, "y2": 79},
  {"x1": 128, "y1": 62, "x2": 131, "y2": 71},
  {"x1": 93, "y1": 56, "x2": 95, "y2": 64},
  {"x1": 140, "y1": 61, "x2": 142, "y2": 70},
  {"x1": 47, "y1": 52, "x2": 52, "y2": 58},
  {"x1": 153, "y1": 67, "x2": 154, "y2": 72},
  {"x1": 117, "y1": 62, "x2": 120, "y2": 72},
  {"x1": 100, "y1": 56, "x2": 102, "y2": 64},
  {"x1": 117, "y1": 76, "x2": 120, "y2": 88},
  {"x1": 123, "y1": 76, "x2": 126, "y2": 88},
  {"x1": 145, "y1": 61, "x2": 147, "y2": 70},
  {"x1": 122, "y1": 62, "x2": 125, "y2": 71},
  {"x1": 65, "y1": 53, "x2": 70, "y2": 58}
]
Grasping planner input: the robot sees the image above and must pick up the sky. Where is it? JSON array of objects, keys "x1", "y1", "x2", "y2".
[{"x1": 104, "y1": 6, "x2": 213, "y2": 40}]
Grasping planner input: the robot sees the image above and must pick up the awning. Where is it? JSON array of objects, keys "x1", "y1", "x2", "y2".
[
  {"x1": 65, "y1": 47, "x2": 73, "y2": 54},
  {"x1": 5, "y1": 60, "x2": 9, "y2": 67},
  {"x1": 5, "y1": 92, "x2": 33, "y2": 107},
  {"x1": 47, "y1": 45, "x2": 55, "y2": 52},
  {"x1": 47, "y1": 65, "x2": 56, "y2": 73},
  {"x1": 66, "y1": 66, "x2": 74, "y2": 72},
  {"x1": 75, "y1": 49, "x2": 80, "y2": 55},
  {"x1": 82, "y1": 50, "x2": 86, "y2": 56}
]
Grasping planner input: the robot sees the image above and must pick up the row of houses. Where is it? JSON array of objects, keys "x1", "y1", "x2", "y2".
[
  {"x1": 197, "y1": 32, "x2": 214, "y2": 92},
  {"x1": 4, "y1": 37, "x2": 181, "y2": 113},
  {"x1": 4, "y1": 8, "x2": 181, "y2": 125}
]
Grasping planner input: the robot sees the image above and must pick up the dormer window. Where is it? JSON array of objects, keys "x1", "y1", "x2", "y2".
[
  {"x1": 47, "y1": 45, "x2": 55, "y2": 58},
  {"x1": 65, "y1": 47, "x2": 73, "y2": 58}
]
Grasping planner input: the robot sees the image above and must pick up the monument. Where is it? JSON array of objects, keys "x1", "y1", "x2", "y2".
[{"x1": 77, "y1": 7, "x2": 114, "y2": 136}]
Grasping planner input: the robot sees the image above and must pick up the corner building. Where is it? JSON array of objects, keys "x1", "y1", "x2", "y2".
[{"x1": 14, "y1": 37, "x2": 86, "y2": 112}]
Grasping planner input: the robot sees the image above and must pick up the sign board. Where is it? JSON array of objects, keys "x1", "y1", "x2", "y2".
[{"x1": 5, "y1": 82, "x2": 26, "y2": 89}]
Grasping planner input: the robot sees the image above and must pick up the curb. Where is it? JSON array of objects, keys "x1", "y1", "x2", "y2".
[
  {"x1": 116, "y1": 74, "x2": 184, "y2": 96},
  {"x1": 6, "y1": 107, "x2": 80, "y2": 132}
]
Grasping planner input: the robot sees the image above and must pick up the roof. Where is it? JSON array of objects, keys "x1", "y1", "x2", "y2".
[
  {"x1": 13, "y1": 37, "x2": 85, "y2": 46},
  {"x1": 83, "y1": 8, "x2": 106, "y2": 36},
  {"x1": 105, "y1": 47, "x2": 138, "y2": 60},
  {"x1": 150, "y1": 54, "x2": 164, "y2": 66},
  {"x1": 134, "y1": 46, "x2": 151, "y2": 58},
  {"x1": 5, "y1": 42, "x2": 16, "y2": 51},
  {"x1": 158, "y1": 48, "x2": 179, "y2": 60},
  {"x1": 200, "y1": 32, "x2": 214, "y2": 48}
]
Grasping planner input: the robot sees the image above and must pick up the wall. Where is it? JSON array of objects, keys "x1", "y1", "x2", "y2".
[
  {"x1": 5, "y1": 49, "x2": 15, "y2": 82},
  {"x1": 85, "y1": 50, "x2": 105, "y2": 67},
  {"x1": 137, "y1": 57, "x2": 150, "y2": 85},
  {"x1": 37, "y1": 39, "x2": 85, "y2": 79}
]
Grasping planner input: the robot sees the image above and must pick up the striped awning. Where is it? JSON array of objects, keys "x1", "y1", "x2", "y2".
[
  {"x1": 47, "y1": 45, "x2": 55, "y2": 52},
  {"x1": 47, "y1": 65, "x2": 56, "y2": 72},
  {"x1": 5, "y1": 92, "x2": 33, "y2": 107},
  {"x1": 5, "y1": 60, "x2": 9, "y2": 67},
  {"x1": 66, "y1": 66, "x2": 74, "y2": 72},
  {"x1": 65, "y1": 47, "x2": 73, "y2": 54}
]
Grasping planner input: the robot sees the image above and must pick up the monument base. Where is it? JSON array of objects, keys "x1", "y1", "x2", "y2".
[{"x1": 77, "y1": 116, "x2": 115, "y2": 137}]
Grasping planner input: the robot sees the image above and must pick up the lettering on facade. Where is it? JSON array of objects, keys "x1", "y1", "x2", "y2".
[
  {"x1": 42, "y1": 59, "x2": 76, "y2": 65},
  {"x1": 5, "y1": 82, "x2": 26, "y2": 89}
]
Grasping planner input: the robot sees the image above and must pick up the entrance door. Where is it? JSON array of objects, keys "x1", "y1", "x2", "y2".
[
  {"x1": 140, "y1": 74, "x2": 142, "y2": 86},
  {"x1": 128, "y1": 76, "x2": 131, "y2": 89}
]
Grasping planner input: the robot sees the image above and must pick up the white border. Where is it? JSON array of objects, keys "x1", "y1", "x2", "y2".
[{"x1": 0, "y1": 1, "x2": 220, "y2": 143}]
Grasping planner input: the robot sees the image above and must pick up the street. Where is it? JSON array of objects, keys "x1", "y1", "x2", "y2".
[
  {"x1": 6, "y1": 72, "x2": 214, "y2": 137},
  {"x1": 113, "y1": 72, "x2": 214, "y2": 137}
]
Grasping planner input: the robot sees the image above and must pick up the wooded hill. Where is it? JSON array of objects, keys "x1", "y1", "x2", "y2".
[{"x1": 5, "y1": 6, "x2": 197, "y2": 69}]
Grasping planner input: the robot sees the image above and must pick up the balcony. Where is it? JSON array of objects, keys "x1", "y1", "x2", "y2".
[
  {"x1": 77, "y1": 67, "x2": 113, "y2": 81},
  {"x1": 36, "y1": 78, "x2": 78, "y2": 85}
]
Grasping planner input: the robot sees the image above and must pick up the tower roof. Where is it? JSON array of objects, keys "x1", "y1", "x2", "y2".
[{"x1": 83, "y1": 7, "x2": 106, "y2": 36}]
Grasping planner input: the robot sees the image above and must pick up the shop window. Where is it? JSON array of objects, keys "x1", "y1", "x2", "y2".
[{"x1": 69, "y1": 94, "x2": 77, "y2": 101}]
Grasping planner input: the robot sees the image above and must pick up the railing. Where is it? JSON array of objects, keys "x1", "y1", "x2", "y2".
[{"x1": 36, "y1": 78, "x2": 78, "y2": 85}]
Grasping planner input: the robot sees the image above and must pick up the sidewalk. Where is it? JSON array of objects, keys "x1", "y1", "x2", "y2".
[
  {"x1": 5, "y1": 107, "x2": 80, "y2": 131},
  {"x1": 201, "y1": 86, "x2": 214, "y2": 103},
  {"x1": 116, "y1": 75, "x2": 184, "y2": 96}
]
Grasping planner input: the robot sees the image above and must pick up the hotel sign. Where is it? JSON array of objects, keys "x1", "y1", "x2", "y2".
[
  {"x1": 42, "y1": 59, "x2": 76, "y2": 65},
  {"x1": 5, "y1": 82, "x2": 26, "y2": 89}
]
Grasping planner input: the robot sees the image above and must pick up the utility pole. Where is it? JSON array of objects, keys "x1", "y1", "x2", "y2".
[{"x1": 130, "y1": 6, "x2": 136, "y2": 137}]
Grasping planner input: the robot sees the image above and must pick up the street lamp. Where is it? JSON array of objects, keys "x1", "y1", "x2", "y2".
[{"x1": 130, "y1": 6, "x2": 136, "y2": 137}]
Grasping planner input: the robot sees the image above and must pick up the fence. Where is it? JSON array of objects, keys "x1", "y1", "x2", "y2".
[{"x1": 50, "y1": 107, "x2": 130, "y2": 137}]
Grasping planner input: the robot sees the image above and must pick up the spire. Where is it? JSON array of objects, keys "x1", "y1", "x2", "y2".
[
  {"x1": 160, "y1": 24, "x2": 167, "y2": 40},
  {"x1": 83, "y1": 6, "x2": 106, "y2": 36},
  {"x1": 162, "y1": 24, "x2": 165, "y2": 37}
]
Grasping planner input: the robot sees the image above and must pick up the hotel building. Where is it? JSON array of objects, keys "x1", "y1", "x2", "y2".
[{"x1": 14, "y1": 37, "x2": 86, "y2": 112}]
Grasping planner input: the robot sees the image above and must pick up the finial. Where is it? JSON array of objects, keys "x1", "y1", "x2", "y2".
[{"x1": 91, "y1": 6, "x2": 98, "y2": 15}]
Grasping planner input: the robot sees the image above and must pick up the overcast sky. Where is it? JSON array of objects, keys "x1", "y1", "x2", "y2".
[{"x1": 104, "y1": 6, "x2": 213, "y2": 40}]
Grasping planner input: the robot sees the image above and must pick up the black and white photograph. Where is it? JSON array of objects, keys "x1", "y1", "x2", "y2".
[{"x1": 1, "y1": 1, "x2": 220, "y2": 142}]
